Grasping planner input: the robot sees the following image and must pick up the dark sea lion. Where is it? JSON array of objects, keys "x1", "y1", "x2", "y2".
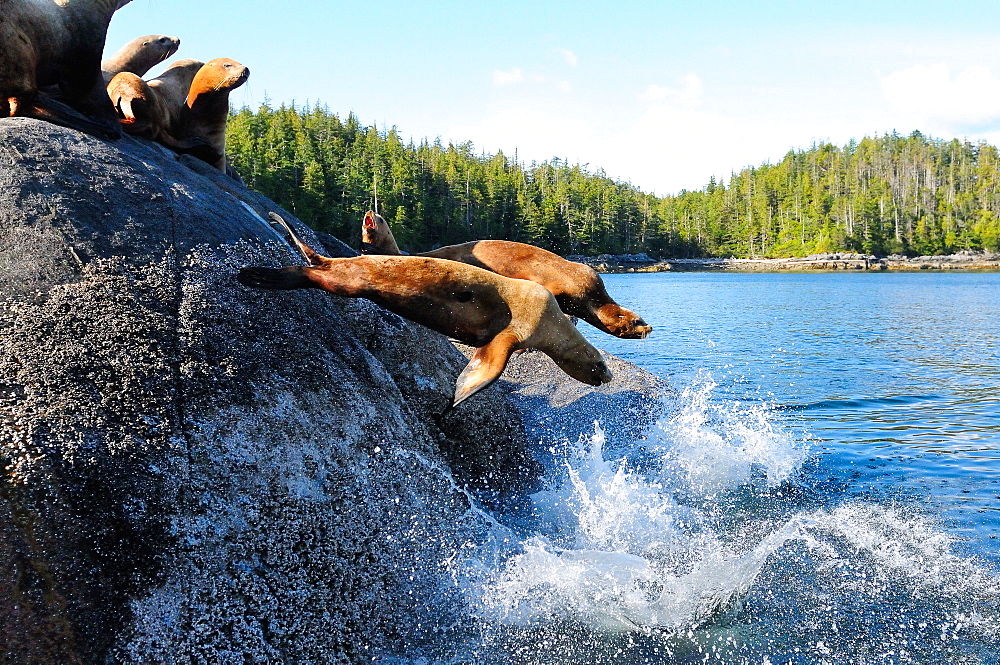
[
  {"x1": 101, "y1": 34, "x2": 180, "y2": 81},
  {"x1": 0, "y1": 0, "x2": 133, "y2": 138},
  {"x1": 107, "y1": 59, "x2": 219, "y2": 161},
  {"x1": 360, "y1": 212, "x2": 652, "y2": 339},
  {"x1": 181, "y1": 57, "x2": 250, "y2": 171},
  {"x1": 240, "y1": 214, "x2": 613, "y2": 407}
]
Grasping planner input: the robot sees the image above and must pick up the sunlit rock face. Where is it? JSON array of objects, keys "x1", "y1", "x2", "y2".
[{"x1": 0, "y1": 118, "x2": 540, "y2": 663}]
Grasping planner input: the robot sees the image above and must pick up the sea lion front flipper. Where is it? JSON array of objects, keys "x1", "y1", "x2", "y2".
[
  {"x1": 157, "y1": 133, "x2": 223, "y2": 164},
  {"x1": 267, "y1": 212, "x2": 327, "y2": 266},
  {"x1": 453, "y1": 333, "x2": 519, "y2": 408},
  {"x1": 237, "y1": 266, "x2": 315, "y2": 290},
  {"x1": 22, "y1": 94, "x2": 121, "y2": 140}
]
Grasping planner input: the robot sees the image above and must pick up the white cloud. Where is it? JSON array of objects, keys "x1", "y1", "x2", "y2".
[
  {"x1": 554, "y1": 48, "x2": 579, "y2": 67},
  {"x1": 449, "y1": 108, "x2": 597, "y2": 167},
  {"x1": 880, "y1": 64, "x2": 1000, "y2": 131},
  {"x1": 492, "y1": 68, "x2": 525, "y2": 86},
  {"x1": 557, "y1": 81, "x2": 572, "y2": 94},
  {"x1": 447, "y1": 83, "x2": 859, "y2": 194},
  {"x1": 638, "y1": 74, "x2": 704, "y2": 107}
]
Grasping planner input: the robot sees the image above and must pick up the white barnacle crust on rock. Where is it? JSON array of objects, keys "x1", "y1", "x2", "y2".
[{"x1": 0, "y1": 117, "x2": 665, "y2": 662}]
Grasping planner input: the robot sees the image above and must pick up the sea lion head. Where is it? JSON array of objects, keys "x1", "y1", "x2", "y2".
[
  {"x1": 361, "y1": 211, "x2": 401, "y2": 255},
  {"x1": 141, "y1": 35, "x2": 180, "y2": 65},
  {"x1": 594, "y1": 302, "x2": 652, "y2": 339},
  {"x1": 544, "y1": 327, "x2": 614, "y2": 387},
  {"x1": 192, "y1": 58, "x2": 250, "y2": 95}
]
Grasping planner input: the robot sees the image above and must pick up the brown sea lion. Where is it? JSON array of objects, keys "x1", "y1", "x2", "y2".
[
  {"x1": 240, "y1": 213, "x2": 613, "y2": 407},
  {"x1": 359, "y1": 212, "x2": 652, "y2": 339},
  {"x1": 361, "y1": 210, "x2": 402, "y2": 255},
  {"x1": 0, "y1": 0, "x2": 133, "y2": 138},
  {"x1": 180, "y1": 57, "x2": 250, "y2": 171},
  {"x1": 101, "y1": 34, "x2": 180, "y2": 81},
  {"x1": 106, "y1": 59, "x2": 219, "y2": 161}
]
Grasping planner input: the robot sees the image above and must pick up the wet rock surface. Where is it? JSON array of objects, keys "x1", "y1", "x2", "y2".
[{"x1": 0, "y1": 119, "x2": 661, "y2": 663}]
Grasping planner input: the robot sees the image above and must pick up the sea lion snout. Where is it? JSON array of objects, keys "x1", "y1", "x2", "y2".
[
  {"x1": 622, "y1": 316, "x2": 653, "y2": 339},
  {"x1": 595, "y1": 303, "x2": 652, "y2": 339}
]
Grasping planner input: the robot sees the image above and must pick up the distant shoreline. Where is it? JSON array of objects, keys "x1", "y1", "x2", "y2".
[{"x1": 566, "y1": 252, "x2": 1000, "y2": 274}]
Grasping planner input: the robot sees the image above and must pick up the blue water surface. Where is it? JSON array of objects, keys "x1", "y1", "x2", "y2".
[{"x1": 587, "y1": 271, "x2": 1000, "y2": 561}]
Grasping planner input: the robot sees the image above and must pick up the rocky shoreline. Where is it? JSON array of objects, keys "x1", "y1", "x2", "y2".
[
  {"x1": 567, "y1": 251, "x2": 1000, "y2": 273},
  {"x1": 0, "y1": 118, "x2": 668, "y2": 663}
]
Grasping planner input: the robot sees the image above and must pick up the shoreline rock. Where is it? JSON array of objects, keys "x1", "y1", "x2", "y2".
[{"x1": 566, "y1": 251, "x2": 1000, "y2": 273}]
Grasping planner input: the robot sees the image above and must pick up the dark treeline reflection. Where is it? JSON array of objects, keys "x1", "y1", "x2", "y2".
[{"x1": 228, "y1": 103, "x2": 1000, "y2": 258}]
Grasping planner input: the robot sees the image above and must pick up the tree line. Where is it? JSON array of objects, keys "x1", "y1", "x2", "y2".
[{"x1": 226, "y1": 103, "x2": 1000, "y2": 257}]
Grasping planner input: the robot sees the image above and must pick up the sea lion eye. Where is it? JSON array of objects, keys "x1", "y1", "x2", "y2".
[{"x1": 456, "y1": 291, "x2": 474, "y2": 303}]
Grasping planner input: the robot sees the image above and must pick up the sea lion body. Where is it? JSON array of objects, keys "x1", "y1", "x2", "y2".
[
  {"x1": 422, "y1": 240, "x2": 651, "y2": 339},
  {"x1": 101, "y1": 34, "x2": 180, "y2": 81},
  {"x1": 181, "y1": 57, "x2": 250, "y2": 171},
  {"x1": 107, "y1": 59, "x2": 218, "y2": 161},
  {"x1": 241, "y1": 215, "x2": 612, "y2": 406},
  {"x1": 0, "y1": 0, "x2": 132, "y2": 137},
  {"x1": 360, "y1": 212, "x2": 651, "y2": 339}
]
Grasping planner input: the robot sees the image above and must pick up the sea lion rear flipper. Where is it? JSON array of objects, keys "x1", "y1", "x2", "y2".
[
  {"x1": 453, "y1": 333, "x2": 518, "y2": 407},
  {"x1": 267, "y1": 212, "x2": 326, "y2": 265},
  {"x1": 237, "y1": 266, "x2": 315, "y2": 290}
]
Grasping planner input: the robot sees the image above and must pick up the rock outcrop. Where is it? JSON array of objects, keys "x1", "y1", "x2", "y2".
[{"x1": 0, "y1": 118, "x2": 663, "y2": 663}]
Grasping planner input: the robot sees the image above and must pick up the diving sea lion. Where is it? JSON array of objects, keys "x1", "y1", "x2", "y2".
[
  {"x1": 359, "y1": 212, "x2": 652, "y2": 339},
  {"x1": 180, "y1": 57, "x2": 250, "y2": 171},
  {"x1": 0, "y1": 0, "x2": 133, "y2": 138},
  {"x1": 106, "y1": 59, "x2": 219, "y2": 162},
  {"x1": 240, "y1": 214, "x2": 613, "y2": 407},
  {"x1": 101, "y1": 34, "x2": 180, "y2": 81}
]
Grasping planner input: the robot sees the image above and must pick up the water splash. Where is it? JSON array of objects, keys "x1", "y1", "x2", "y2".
[
  {"x1": 468, "y1": 393, "x2": 808, "y2": 635},
  {"x1": 649, "y1": 372, "x2": 808, "y2": 498},
  {"x1": 386, "y1": 373, "x2": 1000, "y2": 664}
]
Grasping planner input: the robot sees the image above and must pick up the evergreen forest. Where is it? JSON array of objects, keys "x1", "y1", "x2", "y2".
[{"x1": 227, "y1": 103, "x2": 1000, "y2": 258}]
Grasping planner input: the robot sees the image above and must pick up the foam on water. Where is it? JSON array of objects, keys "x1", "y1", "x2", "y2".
[
  {"x1": 455, "y1": 374, "x2": 809, "y2": 635},
  {"x1": 388, "y1": 373, "x2": 1000, "y2": 663}
]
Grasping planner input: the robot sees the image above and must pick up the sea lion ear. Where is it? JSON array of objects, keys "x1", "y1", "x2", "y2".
[{"x1": 452, "y1": 334, "x2": 518, "y2": 407}]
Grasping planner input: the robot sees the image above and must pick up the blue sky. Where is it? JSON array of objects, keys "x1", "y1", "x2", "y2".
[{"x1": 107, "y1": 1, "x2": 1000, "y2": 193}]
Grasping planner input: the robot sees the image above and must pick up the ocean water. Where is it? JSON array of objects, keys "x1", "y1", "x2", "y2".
[{"x1": 387, "y1": 272, "x2": 1000, "y2": 664}]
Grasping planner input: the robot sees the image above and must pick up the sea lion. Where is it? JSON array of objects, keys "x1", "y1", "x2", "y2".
[
  {"x1": 101, "y1": 34, "x2": 180, "y2": 81},
  {"x1": 0, "y1": 0, "x2": 133, "y2": 138},
  {"x1": 240, "y1": 213, "x2": 613, "y2": 407},
  {"x1": 361, "y1": 210, "x2": 403, "y2": 255},
  {"x1": 106, "y1": 59, "x2": 219, "y2": 162},
  {"x1": 359, "y1": 212, "x2": 652, "y2": 339},
  {"x1": 180, "y1": 57, "x2": 250, "y2": 171}
]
